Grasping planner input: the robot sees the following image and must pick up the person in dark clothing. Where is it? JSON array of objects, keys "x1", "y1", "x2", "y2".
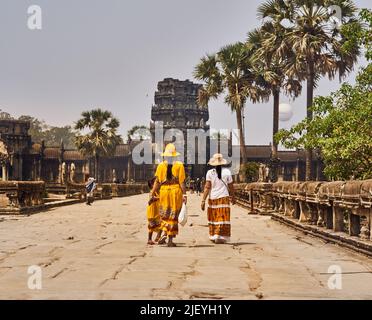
[
  {"x1": 196, "y1": 178, "x2": 202, "y2": 196},
  {"x1": 85, "y1": 177, "x2": 96, "y2": 205}
]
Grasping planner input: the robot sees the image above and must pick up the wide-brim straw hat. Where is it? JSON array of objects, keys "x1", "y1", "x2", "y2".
[
  {"x1": 208, "y1": 153, "x2": 228, "y2": 166},
  {"x1": 161, "y1": 143, "x2": 180, "y2": 157}
]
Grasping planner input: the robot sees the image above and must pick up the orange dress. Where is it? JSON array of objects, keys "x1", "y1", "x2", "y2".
[
  {"x1": 155, "y1": 161, "x2": 186, "y2": 237},
  {"x1": 146, "y1": 191, "x2": 161, "y2": 233}
]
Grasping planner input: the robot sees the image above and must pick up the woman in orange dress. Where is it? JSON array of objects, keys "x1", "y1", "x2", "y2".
[
  {"x1": 146, "y1": 177, "x2": 162, "y2": 245},
  {"x1": 149, "y1": 143, "x2": 187, "y2": 247}
]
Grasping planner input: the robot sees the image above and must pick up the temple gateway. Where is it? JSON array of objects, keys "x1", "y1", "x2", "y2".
[{"x1": 0, "y1": 78, "x2": 324, "y2": 185}]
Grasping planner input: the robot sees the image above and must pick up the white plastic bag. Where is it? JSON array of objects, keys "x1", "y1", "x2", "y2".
[{"x1": 178, "y1": 203, "x2": 188, "y2": 227}]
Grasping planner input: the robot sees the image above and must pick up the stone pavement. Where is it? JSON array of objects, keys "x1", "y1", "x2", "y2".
[{"x1": 0, "y1": 193, "x2": 371, "y2": 300}]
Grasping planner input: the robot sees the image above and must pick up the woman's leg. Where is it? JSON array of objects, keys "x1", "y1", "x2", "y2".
[
  {"x1": 147, "y1": 232, "x2": 155, "y2": 245},
  {"x1": 167, "y1": 236, "x2": 176, "y2": 247},
  {"x1": 154, "y1": 230, "x2": 162, "y2": 242}
]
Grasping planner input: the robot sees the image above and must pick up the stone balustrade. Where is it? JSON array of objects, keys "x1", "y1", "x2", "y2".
[
  {"x1": 0, "y1": 181, "x2": 149, "y2": 215},
  {"x1": 66, "y1": 182, "x2": 87, "y2": 200},
  {"x1": 236, "y1": 180, "x2": 372, "y2": 242},
  {"x1": 110, "y1": 183, "x2": 149, "y2": 197},
  {"x1": 0, "y1": 181, "x2": 45, "y2": 214},
  {"x1": 66, "y1": 182, "x2": 149, "y2": 200}
]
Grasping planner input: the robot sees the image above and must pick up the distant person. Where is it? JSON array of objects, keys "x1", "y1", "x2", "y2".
[
  {"x1": 189, "y1": 180, "x2": 195, "y2": 194},
  {"x1": 201, "y1": 154, "x2": 235, "y2": 244},
  {"x1": 149, "y1": 143, "x2": 187, "y2": 247},
  {"x1": 146, "y1": 177, "x2": 163, "y2": 245},
  {"x1": 196, "y1": 178, "x2": 202, "y2": 196},
  {"x1": 85, "y1": 177, "x2": 97, "y2": 205}
]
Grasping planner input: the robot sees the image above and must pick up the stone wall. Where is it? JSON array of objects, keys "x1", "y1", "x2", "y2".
[
  {"x1": 0, "y1": 181, "x2": 45, "y2": 214},
  {"x1": 0, "y1": 182, "x2": 149, "y2": 215},
  {"x1": 236, "y1": 180, "x2": 372, "y2": 244},
  {"x1": 66, "y1": 183, "x2": 149, "y2": 200}
]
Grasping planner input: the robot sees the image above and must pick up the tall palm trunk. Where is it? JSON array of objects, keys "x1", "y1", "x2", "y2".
[
  {"x1": 95, "y1": 153, "x2": 99, "y2": 182},
  {"x1": 305, "y1": 60, "x2": 314, "y2": 181},
  {"x1": 271, "y1": 89, "x2": 280, "y2": 182},
  {"x1": 236, "y1": 107, "x2": 247, "y2": 172},
  {"x1": 272, "y1": 89, "x2": 280, "y2": 159}
]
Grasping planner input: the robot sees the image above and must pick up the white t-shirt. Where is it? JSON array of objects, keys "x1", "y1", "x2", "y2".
[{"x1": 206, "y1": 168, "x2": 233, "y2": 200}]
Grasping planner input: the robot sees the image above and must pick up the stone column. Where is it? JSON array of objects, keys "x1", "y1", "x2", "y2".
[
  {"x1": 2, "y1": 165, "x2": 7, "y2": 181},
  {"x1": 58, "y1": 162, "x2": 62, "y2": 184},
  {"x1": 348, "y1": 212, "x2": 360, "y2": 237},
  {"x1": 18, "y1": 156, "x2": 23, "y2": 181},
  {"x1": 37, "y1": 159, "x2": 42, "y2": 181},
  {"x1": 333, "y1": 206, "x2": 344, "y2": 232},
  {"x1": 299, "y1": 201, "x2": 308, "y2": 222},
  {"x1": 127, "y1": 157, "x2": 132, "y2": 182},
  {"x1": 324, "y1": 206, "x2": 333, "y2": 229}
]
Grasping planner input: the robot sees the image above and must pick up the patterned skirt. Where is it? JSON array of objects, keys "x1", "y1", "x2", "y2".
[
  {"x1": 159, "y1": 184, "x2": 183, "y2": 237},
  {"x1": 208, "y1": 196, "x2": 231, "y2": 242},
  {"x1": 146, "y1": 200, "x2": 161, "y2": 233}
]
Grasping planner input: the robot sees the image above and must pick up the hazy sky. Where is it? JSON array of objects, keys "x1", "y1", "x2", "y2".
[{"x1": 1, "y1": 0, "x2": 370, "y2": 146}]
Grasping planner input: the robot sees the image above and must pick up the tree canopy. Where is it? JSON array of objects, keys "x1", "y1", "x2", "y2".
[
  {"x1": 276, "y1": 9, "x2": 372, "y2": 181},
  {"x1": 74, "y1": 108, "x2": 122, "y2": 158}
]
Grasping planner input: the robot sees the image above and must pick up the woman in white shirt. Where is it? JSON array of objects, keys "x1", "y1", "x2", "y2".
[{"x1": 201, "y1": 153, "x2": 235, "y2": 244}]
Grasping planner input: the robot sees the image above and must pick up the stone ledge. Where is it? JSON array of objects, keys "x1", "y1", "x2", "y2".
[
  {"x1": 0, "y1": 199, "x2": 83, "y2": 215},
  {"x1": 236, "y1": 201, "x2": 372, "y2": 257},
  {"x1": 270, "y1": 213, "x2": 372, "y2": 258},
  {"x1": 0, "y1": 188, "x2": 144, "y2": 216}
]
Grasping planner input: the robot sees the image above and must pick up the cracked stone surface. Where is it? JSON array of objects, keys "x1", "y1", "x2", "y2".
[{"x1": 0, "y1": 193, "x2": 371, "y2": 299}]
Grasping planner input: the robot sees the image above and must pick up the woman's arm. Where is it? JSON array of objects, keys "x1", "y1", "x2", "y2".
[
  {"x1": 150, "y1": 179, "x2": 160, "y2": 200},
  {"x1": 228, "y1": 182, "x2": 236, "y2": 205},
  {"x1": 180, "y1": 182, "x2": 187, "y2": 204},
  {"x1": 201, "y1": 180, "x2": 211, "y2": 211}
]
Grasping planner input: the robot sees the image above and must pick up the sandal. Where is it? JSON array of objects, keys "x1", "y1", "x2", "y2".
[{"x1": 157, "y1": 235, "x2": 167, "y2": 245}]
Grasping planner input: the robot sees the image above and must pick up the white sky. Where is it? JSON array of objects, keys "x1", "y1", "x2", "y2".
[{"x1": 0, "y1": 0, "x2": 370, "y2": 147}]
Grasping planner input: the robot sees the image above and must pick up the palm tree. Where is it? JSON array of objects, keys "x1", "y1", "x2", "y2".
[
  {"x1": 247, "y1": 25, "x2": 302, "y2": 181},
  {"x1": 194, "y1": 42, "x2": 269, "y2": 177},
  {"x1": 75, "y1": 109, "x2": 122, "y2": 181},
  {"x1": 127, "y1": 125, "x2": 151, "y2": 143},
  {"x1": 258, "y1": 0, "x2": 361, "y2": 180}
]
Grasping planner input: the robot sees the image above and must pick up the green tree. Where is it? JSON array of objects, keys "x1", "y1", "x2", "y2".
[
  {"x1": 45, "y1": 126, "x2": 76, "y2": 149},
  {"x1": 194, "y1": 42, "x2": 269, "y2": 178},
  {"x1": 258, "y1": 0, "x2": 361, "y2": 180},
  {"x1": 341, "y1": 8, "x2": 372, "y2": 60},
  {"x1": 127, "y1": 125, "x2": 151, "y2": 143},
  {"x1": 247, "y1": 24, "x2": 302, "y2": 181},
  {"x1": 241, "y1": 162, "x2": 260, "y2": 182},
  {"x1": 18, "y1": 115, "x2": 48, "y2": 143},
  {"x1": 276, "y1": 9, "x2": 372, "y2": 180},
  {"x1": 276, "y1": 68, "x2": 371, "y2": 180},
  {"x1": 74, "y1": 109, "x2": 122, "y2": 181},
  {"x1": 18, "y1": 115, "x2": 76, "y2": 148}
]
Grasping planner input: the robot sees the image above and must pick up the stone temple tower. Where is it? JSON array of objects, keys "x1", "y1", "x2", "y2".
[{"x1": 150, "y1": 78, "x2": 210, "y2": 179}]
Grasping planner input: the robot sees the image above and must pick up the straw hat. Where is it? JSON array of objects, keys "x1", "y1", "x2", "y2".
[
  {"x1": 161, "y1": 143, "x2": 180, "y2": 157},
  {"x1": 208, "y1": 153, "x2": 228, "y2": 166}
]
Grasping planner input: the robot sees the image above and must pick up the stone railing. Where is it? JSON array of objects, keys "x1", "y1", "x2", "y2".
[
  {"x1": 111, "y1": 183, "x2": 149, "y2": 197},
  {"x1": 66, "y1": 182, "x2": 149, "y2": 200},
  {"x1": 0, "y1": 181, "x2": 45, "y2": 214},
  {"x1": 66, "y1": 182, "x2": 87, "y2": 200},
  {"x1": 94, "y1": 184, "x2": 113, "y2": 199},
  {"x1": 236, "y1": 180, "x2": 372, "y2": 242},
  {"x1": 0, "y1": 181, "x2": 150, "y2": 214}
]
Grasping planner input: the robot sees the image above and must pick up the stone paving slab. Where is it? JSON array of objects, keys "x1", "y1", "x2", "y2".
[{"x1": 0, "y1": 193, "x2": 371, "y2": 300}]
